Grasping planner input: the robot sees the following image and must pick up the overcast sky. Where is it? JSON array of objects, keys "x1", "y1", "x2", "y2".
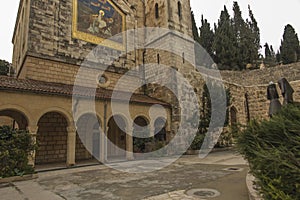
[{"x1": 0, "y1": 0, "x2": 299, "y2": 62}]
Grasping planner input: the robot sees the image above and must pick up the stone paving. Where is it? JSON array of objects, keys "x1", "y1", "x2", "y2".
[{"x1": 0, "y1": 150, "x2": 249, "y2": 200}]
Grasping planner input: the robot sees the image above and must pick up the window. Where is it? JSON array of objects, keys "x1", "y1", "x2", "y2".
[
  {"x1": 182, "y1": 52, "x2": 185, "y2": 63},
  {"x1": 155, "y1": 3, "x2": 159, "y2": 19},
  {"x1": 157, "y1": 54, "x2": 160, "y2": 64},
  {"x1": 178, "y1": 1, "x2": 182, "y2": 19}
]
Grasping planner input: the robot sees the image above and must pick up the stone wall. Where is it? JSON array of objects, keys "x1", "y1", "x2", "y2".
[
  {"x1": 20, "y1": 56, "x2": 143, "y2": 92},
  {"x1": 220, "y1": 62, "x2": 300, "y2": 124}
]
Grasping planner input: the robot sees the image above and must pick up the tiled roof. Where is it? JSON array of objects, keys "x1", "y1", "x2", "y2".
[{"x1": 0, "y1": 76, "x2": 169, "y2": 106}]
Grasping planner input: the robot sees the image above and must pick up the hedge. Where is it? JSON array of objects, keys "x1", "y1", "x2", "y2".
[{"x1": 237, "y1": 104, "x2": 300, "y2": 200}]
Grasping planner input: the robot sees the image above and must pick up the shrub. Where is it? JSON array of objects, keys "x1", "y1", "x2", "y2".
[
  {"x1": 190, "y1": 134, "x2": 205, "y2": 150},
  {"x1": 0, "y1": 126, "x2": 36, "y2": 178},
  {"x1": 237, "y1": 104, "x2": 300, "y2": 200}
]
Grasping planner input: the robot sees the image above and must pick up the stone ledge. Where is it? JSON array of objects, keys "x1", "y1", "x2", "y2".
[
  {"x1": 246, "y1": 172, "x2": 263, "y2": 200},
  {"x1": 0, "y1": 174, "x2": 38, "y2": 184}
]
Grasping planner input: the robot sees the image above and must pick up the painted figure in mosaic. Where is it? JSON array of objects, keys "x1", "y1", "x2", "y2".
[
  {"x1": 77, "y1": 0, "x2": 123, "y2": 39},
  {"x1": 278, "y1": 78, "x2": 294, "y2": 105},
  {"x1": 267, "y1": 82, "x2": 282, "y2": 117}
]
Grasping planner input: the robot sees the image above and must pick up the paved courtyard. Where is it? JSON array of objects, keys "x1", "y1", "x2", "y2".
[{"x1": 0, "y1": 150, "x2": 249, "y2": 200}]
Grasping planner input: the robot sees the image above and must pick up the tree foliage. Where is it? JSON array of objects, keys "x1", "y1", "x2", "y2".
[
  {"x1": 0, "y1": 126, "x2": 36, "y2": 178},
  {"x1": 213, "y1": 6, "x2": 237, "y2": 69},
  {"x1": 264, "y1": 43, "x2": 277, "y2": 67},
  {"x1": 279, "y1": 24, "x2": 300, "y2": 64},
  {"x1": 199, "y1": 15, "x2": 214, "y2": 58},
  {"x1": 0, "y1": 59, "x2": 10, "y2": 76},
  {"x1": 192, "y1": 2, "x2": 261, "y2": 70},
  {"x1": 237, "y1": 104, "x2": 300, "y2": 200}
]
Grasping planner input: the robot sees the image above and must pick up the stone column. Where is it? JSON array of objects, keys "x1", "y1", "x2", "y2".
[
  {"x1": 126, "y1": 127, "x2": 134, "y2": 160},
  {"x1": 67, "y1": 125, "x2": 76, "y2": 167},
  {"x1": 27, "y1": 125, "x2": 38, "y2": 167},
  {"x1": 150, "y1": 125, "x2": 155, "y2": 137},
  {"x1": 99, "y1": 127, "x2": 106, "y2": 163}
]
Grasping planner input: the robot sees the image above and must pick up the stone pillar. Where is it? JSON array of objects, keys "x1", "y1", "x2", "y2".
[
  {"x1": 126, "y1": 127, "x2": 134, "y2": 160},
  {"x1": 150, "y1": 126, "x2": 155, "y2": 137},
  {"x1": 27, "y1": 125, "x2": 38, "y2": 167},
  {"x1": 100, "y1": 127, "x2": 106, "y2": 163},
  {"x1": 67, "y1": 125, "x2": 76, "y2": 167}
]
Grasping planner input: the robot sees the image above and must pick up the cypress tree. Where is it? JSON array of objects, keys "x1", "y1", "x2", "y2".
[
  {"x1": 279, "y1": 24, "x2": 300, "y2": 64},
  {"x1": 264, "y1": 43, "x2": 272, "y2": 59},
  {"x1": 213, "y1": 6, "x2": 237, "y2": 70},
  {"x1": 247, "y1": 5, "x2": 260, "y2": 65},
  {"x1": 199, "y1": 15, "x2": 214, "y2": 58},
  {"x1": 191, "y1": 11, "x2": 200, "y2": 42},
  {"x1": 232, "y1": 1, "x2": 248, "y2": 69}
]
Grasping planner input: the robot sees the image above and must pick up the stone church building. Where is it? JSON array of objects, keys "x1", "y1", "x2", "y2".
[{"x1": 0, "y1": 0, "x2": 299, "y2": 168}]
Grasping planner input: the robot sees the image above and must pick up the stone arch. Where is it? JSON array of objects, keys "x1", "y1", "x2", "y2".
[
  {"x1": 107, "y1": 114, "x2": 128, "y2": 158},
  {"x1": 0, "y1": 104, "x2": 32, "y2": 129},
  {"x1": 230, "y1": 106, "x2": 238, "y2": 126},
  {"x1": 75, "y1": 113, "x2": 102, "y2": 161},
  {"x1": 133, "y1": 116, "x2": 150, "y2": 153},
  {"x1": 154, "y1": 117, "x2": 167, "y2": 141},
  {"x1": 35, "y1": 112, "x2": 68, "y2": 165},
  {"x1": 37, "y1": 107, "x2": 73, "y2": 127}
]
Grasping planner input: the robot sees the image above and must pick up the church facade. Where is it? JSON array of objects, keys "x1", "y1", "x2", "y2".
[{"x1": 0, "y1": 0, "x2": 199, "y2": 167}]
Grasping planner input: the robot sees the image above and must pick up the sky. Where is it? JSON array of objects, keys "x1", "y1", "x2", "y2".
[{"x1": 0, "y1": 0, "x2": 299, "y2": 62}]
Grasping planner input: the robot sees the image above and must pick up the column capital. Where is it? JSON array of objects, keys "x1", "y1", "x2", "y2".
[
  {"x1": 67, "y1": 125, "x2": 77, "y2": 133},
  {"x1": 27, "y1": 125, "x2": 39, "y2": 133}
]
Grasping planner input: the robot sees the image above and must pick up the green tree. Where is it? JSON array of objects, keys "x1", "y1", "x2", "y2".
[
  {"x1": 213, "y1": 6, "x2": 237, "y2": 69},
  {"x1": 264, "y1": 43, "x2": 272, "y2": 59},
  {"x1": 0, "y1": 59, "x2": 10, "y2": 76},
  {"x1": 199, "y1": 15, "x2": 214, "y2": 58},
  {"x1": 232, "y1": 1, "x2": 248, "y2": 69},
  {"x1": 264, "y1": 43, "x2": 276, "y2": 66},
  {"x1": 246, "y1": 5, "x2": 261, "y2": 65},
  {"x1": 191, "y1": 11, "x2": 202, "y2": 66},
  {"x1": 279, "y1": 24, "x2": 300, "y2": 64},
  {"x1": 0, "y1": 126, "x2": 36, "y2": 178},
  {"x1": 191, "y1": 11, "x2": 200, "y2": 42}
]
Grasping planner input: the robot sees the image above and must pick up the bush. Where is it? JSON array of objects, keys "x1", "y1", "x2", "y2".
[
  {"x1": 237, "y1": 104, "x2": 300, "y2": 200},
  {"x1": 0, "y1": 126, "x2": 36, "y2": 178},
  {"x1": 190, "y1": 134, "x2": 205, "y2": 150}
]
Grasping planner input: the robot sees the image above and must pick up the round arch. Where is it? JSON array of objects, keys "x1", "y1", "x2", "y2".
[
  {"x1": 133, "y1": 116, "x2": 151, "y2": 153},
  {"x1": 154, "y1": 117, "x2": 167, "y2": 142},
  {"x1": 0, "y1": 104, "x2": 33, "y2": 127},
  {"x1": 107, "y1": 114, "x2": 128, "y2": 158},
  {"x1": 75, "y1": 113, "x2": 102, "y2": 161},
  {"x1": 37, "y1": 107, "x2": 73, "y2": 127},
  {"x1": 106, "y1": 113, "x2": 129, "y2": 131},
  {"x1": 35, "y1": 111, "x2": 69, "y2": 165},
  {"x1": 230, "y1": 106, "x2": 238, "y2": 126}
]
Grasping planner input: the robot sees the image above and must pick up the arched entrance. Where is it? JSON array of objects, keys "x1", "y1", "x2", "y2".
[
  {"x1": 76, "y1": 114, "x2": 101, "y2": 161},
  {"x1": 133, "y1": 116, "x2": 150, "y2": 153},
  {"x1": 107, "y1": 115, "x2": 127, "y2": 159},
  {"x1": 35, "y1": 112, "x2": 68, "y2": 165},
  {"x1": 0, "y1": 109, "x2": 28, "y2": 130},
  {"x1": 154, "y1": 117, "x2": 167, "y2": 142}
]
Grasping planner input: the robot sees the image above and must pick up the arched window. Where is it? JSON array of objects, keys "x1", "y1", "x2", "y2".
[
  {"x1": 178, "y1": 1, "x2": 182, "y2": 19},
  {"x1": 230, "y1": 106, "x2": 238, "y2": 126},
  {"x1": 155, "y1": 3, "x2": 159, "y2": 19}
]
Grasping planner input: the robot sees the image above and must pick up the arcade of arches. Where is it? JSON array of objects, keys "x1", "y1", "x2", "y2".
[{"x1": 0, "y1": 88, "x2": 171, "y2": 167}]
